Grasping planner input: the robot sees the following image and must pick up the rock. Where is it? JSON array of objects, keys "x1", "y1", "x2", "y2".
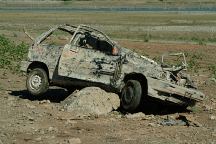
[
  {"x1": 0, "y1": 139, "x2": 3, "y2": 144},
  {"x1": 48, "y1": 127, "x2": 58, "y2": 133},
  {"x1": 210, "y1": 115, "x2": 216, "y2": 120},
  {"x1": 210, "y1": 77, "x2": 216, "y2": 83},
  {"x1": 205, "y1": 77, "x2": 216, "y2": 85},
  {"x1": 109, "y1": 111, "x2": 122, "y2": 118},
  {"x1": 159, "y1": 117, "x2": 186, "y2": 126},
  {"x1": 39, "y1": 100, "x2": 51, "y2": 104},
  {"x1": 26, "y1": 103, "x2": 36, "y2": 109},
  {"x1": 27, "y1": 116, "x2": 34, "y2": 121},
  {"x1": 62, "y1": 87, "x2": 120, "y2": 116},
  {"x1": 65, "y1": 120, "x2": 77, "y2": 125},
  {"x1": 158, "y1": 115, "x2": 202, "y2": 127},
  {"x1": 210, "y1": 98, "x2": 216, "y2": 103},
  {"x1": 203, "y1": 105, "x2": 213, "y2": 111},
  {"x1": 148, "y1": 122, "x2": 158, "y2": 127},
  {"x1": 35, "y1": 137, "x2": 42, "y2": 142},
  {"x1": 22, "y1": 114, "x2": 34, "y2": 121},
  {"x1": 68, "y1": 138, "x2": 81, "y2": 144},
  {"x1": 60, "y1": 108, "x2": 65, "y2": 111},
  {"x1": 38, "y1": 129, "x2": 45, "y2": 135},
  {"x1": 125, "y1": 112, "x2": 146, "y2": 119},
  {"x1": 177, "y1": 114, "x2": 202, "y2": 127}
]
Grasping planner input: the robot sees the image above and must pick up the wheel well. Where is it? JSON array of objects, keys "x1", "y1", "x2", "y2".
[
  {"x1": 124, "y1": 73, "x2": 148, "y2": 96},
  {"x1": 27, "y1": 61, "x2": 49, "y2": 78}
]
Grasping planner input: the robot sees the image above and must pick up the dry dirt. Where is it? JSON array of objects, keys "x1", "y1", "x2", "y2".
[{"x1": 0, "y1": 42, "x2": 216, "y2": 144}]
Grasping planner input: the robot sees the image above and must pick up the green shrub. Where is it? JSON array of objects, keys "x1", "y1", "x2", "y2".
[
  {"x1": 0, "y1": 35, "x2": 28, "y2": 72},
  {"x1": 191, "y1": 37, "x2": 206, "y2": 45},
  {"x1": 143, "y1": 33, "x2": 151, "y2": 42}
]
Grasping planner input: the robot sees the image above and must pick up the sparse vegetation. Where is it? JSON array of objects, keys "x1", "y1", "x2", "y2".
[
  {"x1": 191, "y1": 37, "x2": 206, "y2": 45},
  {"x1": 143, "y1": 33, "x2": 151, "y2": 42},
  {"x1": 209, "y1": 65, "x2": 216, "y2": 79},
  {"x1": 0, "y1": 35, "x2": 28, "y2": 72},
  {"x1": 1, "y1": 12, "x2": 216, "y2": 43},
  {"x1": 185, "y1": 52, "x2": 203, "y2": 72}
]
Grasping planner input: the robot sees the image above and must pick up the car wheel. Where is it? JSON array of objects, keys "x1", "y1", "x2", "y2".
[
  {"x1": 26, "y1": 68, "x2": 49, "y2": 96},
  {"x1": 121, "y1": 80, "x2": 142, "y2": 112}
]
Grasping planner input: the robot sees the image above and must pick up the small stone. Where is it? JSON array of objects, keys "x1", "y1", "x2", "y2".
[
  {"x1": 63, "y1": 130, "x2": 70, "y2": 135},
  {"x1": 117, "y1": 115, "x2": 122, "y2": 119},
  {"x1": 48, "y1": 127, "x2": 58, "y2": 133},
  {"x1": 60, "y1": 108, "x2": 65, "y2": 112},
  {"x1": 203, "y1": 105, "x2": 213, "y2": 111},
  {"x1": 48, "y1": 127, "x2": 54, "y2": 132},
  {"x1": 35, "y1": 137, "x2": 42, "y2": 142},
  {"x1": 37, "y1": 129, "x2": 45, "y2": 134},
  {"x1": 210, "y1": 98, "x2": 216, "y2": 103},
  {"x1": 39, "y1": 100, "x2": 51, "y2": 104},
  {"x1": 38, "y1": 114, "x2": 43, "y2": 117},
  {"x1": 68, "y1": 138, "x2": 81, "y2": 144},
  {"x1": 148, "y1": 122, "x2": 158, "y2": 127},
  {"x1": 26, "y1": 103, "x2": 36, "y2": 109},
  {"x1": 125, "y1": 112, "x2": 146, "y2": 119},
  {"x1": 66, "y1": 120, "x2": 77, "y2": 125},
  {"x1": 210, "y1": 78, "x2": 216, "y2": 83},
  {"x1": 210, "y1": 115, "x2": 216, "y2": 120},
  {"x1": 124, "y1": 138, "x2": 136, "y2": 141},
  {"x1": 27, "y1": 116, "x2": 34, "y2": 121}
]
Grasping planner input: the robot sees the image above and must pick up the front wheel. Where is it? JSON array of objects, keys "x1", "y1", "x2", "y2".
[
  {"x1": 26, "y1": 68, "x2": 49, "y2": 96},
  {"x1": 120, "y1": 80, "x2": 142, "y2": 112}
]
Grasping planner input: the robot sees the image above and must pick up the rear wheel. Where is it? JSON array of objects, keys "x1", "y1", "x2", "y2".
[
  {"x1": 121, "y1": 80, "x2": 142, "y2": 112},
  {"x1": 26, "y1": 68, "x2": 49, "y2": 96}
]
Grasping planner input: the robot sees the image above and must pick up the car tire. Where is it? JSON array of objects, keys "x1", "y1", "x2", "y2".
[
  {"x1": 120, "y1": 80, "x2": 142, "y2": 112},
  {"x1": 26, "y1": 68, "x2": 49, "y2": 96}
]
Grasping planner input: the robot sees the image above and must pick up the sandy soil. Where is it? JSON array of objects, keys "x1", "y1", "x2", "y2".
[{"x1": 0, "y1": 42, "x2": 216, "y2": 144}]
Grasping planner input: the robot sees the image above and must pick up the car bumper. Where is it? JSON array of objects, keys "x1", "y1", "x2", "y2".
[{"x1": 147, "y1": 77, "x2": 205, "y2": 105}]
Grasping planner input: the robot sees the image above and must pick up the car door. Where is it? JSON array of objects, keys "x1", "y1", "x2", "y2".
[{"x1": 58, "y1": 33, "x2": 121, "y2": 86}]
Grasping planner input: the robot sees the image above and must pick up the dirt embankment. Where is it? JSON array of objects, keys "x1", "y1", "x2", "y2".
[{"x1": 62, "y1": 87, "x2": 120, "y2": 116}]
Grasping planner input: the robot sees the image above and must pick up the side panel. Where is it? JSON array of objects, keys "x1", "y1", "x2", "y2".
[
  {"x1": 28, "y1": 44, "x2": 64, "y2": 79},
  {"x1": 58, "y1": 44, "x2": 119, "y2": 85}
]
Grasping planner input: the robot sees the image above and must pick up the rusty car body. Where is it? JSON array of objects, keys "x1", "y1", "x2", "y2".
[{"x1": 21, "y1": 24, "x2": 205, "y2": 112}]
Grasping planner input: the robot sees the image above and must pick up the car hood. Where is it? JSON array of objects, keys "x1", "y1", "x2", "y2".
[{"x1": 120, "y1": 47, "x2": 166, "y2": 79}]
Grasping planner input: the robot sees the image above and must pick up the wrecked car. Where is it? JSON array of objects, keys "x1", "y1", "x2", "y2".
[{"x1": 21, "y1": 24, "x2": 205, "y2": 112}]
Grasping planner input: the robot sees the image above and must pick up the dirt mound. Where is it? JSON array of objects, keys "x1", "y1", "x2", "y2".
[{"x1": 61, "y1": 87, "x2": 120, "y2": 116}]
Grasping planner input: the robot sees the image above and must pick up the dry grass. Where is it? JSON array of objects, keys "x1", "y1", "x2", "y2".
[
  {"x1": 1, "y1": 12, "x2": 216, "y2": 26},
  {"x1": 1, "y1": 12, "x2": 216, "y2": 43}
]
